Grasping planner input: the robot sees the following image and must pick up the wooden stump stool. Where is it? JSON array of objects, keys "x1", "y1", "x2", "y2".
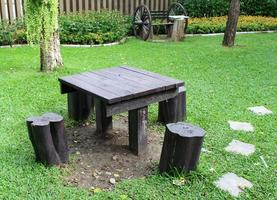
[
  {"x1": 159, "y1": 122, "x2": 205, "y2": 173},
  {"x1": 171, "y1": 19, "x2": 185, "y2": 41},
  {"x1": 26, "y1": 113, "x2": 69, "y2": 167},
  {"x1": 68, "y1": 91, "x2": 94, "y2": 121}
]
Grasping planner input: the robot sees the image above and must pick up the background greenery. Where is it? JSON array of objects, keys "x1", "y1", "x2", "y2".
[
  {"x1": 0, "y1": 33, "x2": 276, "y2": 199},
  {"x1": 1, "y1": 14, "x2": 277, "y2": 46},
  {"x1": 59, "y1": 11, "x2": 131, "y2": 45},
  {"x1": 0, "y1": 10, "x2": 131, "y2": 46},
  {"x1": 187, "y1": 15, "x2": 277, "y2": 34},
  {"x1": 178, "y1": 0, "x2": 277, "y2": 17}
]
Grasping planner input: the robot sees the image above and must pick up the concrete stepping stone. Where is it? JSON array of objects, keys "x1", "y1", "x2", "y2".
[
  {"x1": 228, "y1": 121, "x2": 254, "y2": 132},
  {"x1": 225, "y1": 140, "x2": 255, "y2": 156},
  {"x1": 214, "y1": 172, "x2": 253, "y2": 197},
  {"x1": 248, "y1": 106, "x2": 273, "y2": 116}
]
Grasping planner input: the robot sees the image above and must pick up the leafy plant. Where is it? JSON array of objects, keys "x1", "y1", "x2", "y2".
[
  {"x1": 177, "y1": 0, "x2": 277, "y2": 17},
  {"x1": 187, "y1": 15, "x2": 277, "y2": 34},
  {"x1": 0, "y1": 20, "x2": 25, "y2": 46},
  {"x1": 24, "y1": 0, "x2": 59, "y2": 45},
  {"x1": 59, "y1": 11, "x2": 131, "y2": 44}
]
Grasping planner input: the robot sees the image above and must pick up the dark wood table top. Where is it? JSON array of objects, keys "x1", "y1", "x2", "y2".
[{"x1": 59, "y1": 66, "x2": 184, "y2": 104}]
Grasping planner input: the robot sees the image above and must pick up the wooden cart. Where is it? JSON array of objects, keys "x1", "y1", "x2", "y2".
[{"x1": 133, "y1": 2, "x2": 189, "y2": 41}]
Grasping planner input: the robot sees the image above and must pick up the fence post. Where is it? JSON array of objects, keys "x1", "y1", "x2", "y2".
[{"x1": 0, "y1": 0, "x2": 169, "y2": 21}]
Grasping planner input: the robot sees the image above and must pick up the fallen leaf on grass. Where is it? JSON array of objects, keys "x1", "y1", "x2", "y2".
[
  {"x1": 90, "y1": 187, "x2": 102, "y2": 193},
  {"x1": 172, "y1": 177, "x2": 186, "y2": 186},
  {"x1": 120, "y1": 194, "x2": 128, "y2": 200}
]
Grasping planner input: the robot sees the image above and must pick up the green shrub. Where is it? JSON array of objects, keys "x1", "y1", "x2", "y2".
[
  {"x1": 187, "y1": 15, "x2": 277, "y2": 34},
  {"x1": 59, "y1": 10, "x2": 131, "y2": 44},
  {"x1": 0, "y1": 10, "x2": 131, "y2": 46},
  {"x1": 0, "y1": 20, "x2": 26, "y2": 46},
  {"x1": 178, "y1": 0, "x2": 277, "y2": 17}
]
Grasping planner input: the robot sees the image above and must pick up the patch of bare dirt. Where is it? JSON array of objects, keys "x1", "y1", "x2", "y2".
[{"x1": 65, "y1": 116, "x2": 164, "y2": 190}]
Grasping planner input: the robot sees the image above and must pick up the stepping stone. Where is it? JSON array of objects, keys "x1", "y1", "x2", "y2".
[
  {"x1": 228, "y1": 121, "x2": 254, "y2": 132},
  {"x1": 214, "y1": 172, "x2": 253, "y2": 197},
  {"x1": 225, "y1": 140, "x2": 255, "y2": 156},
  {"x1": 248, "y1": 106, "x2": 273, "y2": 116}
]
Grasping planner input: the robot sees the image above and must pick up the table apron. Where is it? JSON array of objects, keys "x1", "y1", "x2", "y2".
[{"x1": 105, "y1": 88, "x2": 179, "y2": 117}]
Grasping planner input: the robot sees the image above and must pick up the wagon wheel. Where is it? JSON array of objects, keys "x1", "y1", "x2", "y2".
[
  {"x1": 133, "y1": 5, "x2": 152, "y2": 41},
  {"x1": 167, "y1": 3, "x2": 188, "y2": 31}
]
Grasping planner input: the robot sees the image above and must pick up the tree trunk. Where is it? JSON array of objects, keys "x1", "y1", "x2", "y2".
[
  {"x1": 40, "y1": 15, "x2": 63, "y2": 71},
  {"x1": 222, "y1": 0, "x2": 240, "y2": 47}
]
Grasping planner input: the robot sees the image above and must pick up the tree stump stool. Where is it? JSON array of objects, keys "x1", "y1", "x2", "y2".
[
  {"x1": 68, "y1": 91, "x2": 94, "y2": 121},
  {"x1": 159, "y1": 122, "x2": 205, "y2": 173},
  {"x1": 26, "y1": 113, "x2": 69, "y2": 167},
  {"x1": 158, "y1": 86, "x2": 186, "y2": 124},
  {"x1": 171, "y1": 18, "x2": 185, "y2": 42}
]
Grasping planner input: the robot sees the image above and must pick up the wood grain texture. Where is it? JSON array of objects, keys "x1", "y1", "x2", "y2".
[
  {"x1": 128, "y1": 106, "x2": 148, "y2": 155},
  {"x1": 42, "y1": 113, "x2": 69, "y2": 164},
  {"x1": 106, "y1": 88, "x2": 178, "y2": 117},
  {"x1": 171, "y1": 19, "x2": 185, "y2": 41},
  {"x1": 159, "y1": 122, "x2": 205, "y2": 173},
  {"x1": 31, "y1": 120, "x2": 61, "y2": 166},
  {"x1": 157, "y1": 95, "x2": 179, "y2": 124},
  {"x1": 65, "y1": 0, "x2": 70, "y2": 13},
  {"x1": 68, "y1": 91, "x2": 94, "y2": 121},
  {"x1": 59, "y1": 66, "x2": 184, "y2": 104},
  {"x1": 95, "y1": 98, "x2": 113, "y2": 136},
  {"x1": 1, "y1": 0, "x2": 171, "y2": 21}
]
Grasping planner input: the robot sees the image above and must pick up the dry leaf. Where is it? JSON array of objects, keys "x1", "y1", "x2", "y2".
[
  {"x1": 110, "y1": 178, "x2": 116, "y2": 184},
  {"x1": 90, "y1": 187, "x2": 102, "y2": 193},
  {"x1": 172, "y1": 177, "x2": 186, "y2": 186}
]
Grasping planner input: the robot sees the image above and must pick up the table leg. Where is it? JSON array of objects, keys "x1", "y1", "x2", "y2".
[
  {"x1": 128, "y1": 106, "x2": 148, "y2": 156},
  {"x1": 158, "y1": 86, "x2": 186, "y2": 124},
  {"x1": 177, "y1": 86, "x2": 186, "y2": 121},
  {"x1": 95, "y1": 98, "x2": 113, "y2": 136},
  {"x1": 68, "y1": 91, "x2": 94, "y2": 121}
]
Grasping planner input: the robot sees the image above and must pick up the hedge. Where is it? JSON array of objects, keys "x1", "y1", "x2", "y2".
[
  {"x1": 0, "y1": 10, "x2": 131, "y2": 46},
  {"x1": 187, "y1": 15, "x2": 277, "y2": 34},
  {"x1": 59, "y1": 11, "x2": 131, "y2": 45},
  {"x1": 1, "y1": 14, "x2": 277, "y2": 46},
  {"x1": 178, "y1": 0, "x2": 277, "y2": 17}
]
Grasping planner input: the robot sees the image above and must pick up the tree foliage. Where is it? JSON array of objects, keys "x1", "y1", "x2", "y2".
[{"x1": 25, "y1": 0, "x2": 59, "y2": 46}]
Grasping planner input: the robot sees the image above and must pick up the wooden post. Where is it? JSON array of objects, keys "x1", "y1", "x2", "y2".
[
  {"x1": 167, "y1": 24, "x2": 173, "y2": 38},
  {"x1": 149, "y1": 26, "x2": 154, "y2": 40},
  {"x1": 171, "y1": 19, "x2": 185, "y2": 41},
  {"x1": 27, "y1": 113, "x2": 69, "y2": 166},
  {"x1": 158, "y1": 86, "x2": 186, "y2": 124},
  {"x1": 128, "y1": 106, "x2": 148, "y2": 155},
  {"x1": 42, "y1": 113, "x2": 69, "y2": 163},
  {"x1": 158, "y1": 95, "x2": 179, "y2": 124},
  {"x1": 177, "y1": 86, "x2": 186, "y2": 121},
  {"x1": 159, "y1": 122, "x2": 205, "y2": 173},
  {"x1": 31, "y1": 120, "x2": 61, "y2": 166},
  {"x1": 95, "y1": 98, "x2": 113, "y2": 136},
  {"x1": 26, "y1": 116, "x2": 42, "y2": 162},
  {"x1": 68, "y1": 91, "x2": 94, "y2": 121}
]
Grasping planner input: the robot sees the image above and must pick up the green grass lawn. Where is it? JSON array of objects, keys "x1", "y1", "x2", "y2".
[{"x1": 0, "y1": 33, "x2": 276, "y2": 199}]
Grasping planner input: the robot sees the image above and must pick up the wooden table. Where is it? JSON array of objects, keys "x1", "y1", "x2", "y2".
[{"x1": 59, "y1": 66, "x2": 186, "y2": 155}]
